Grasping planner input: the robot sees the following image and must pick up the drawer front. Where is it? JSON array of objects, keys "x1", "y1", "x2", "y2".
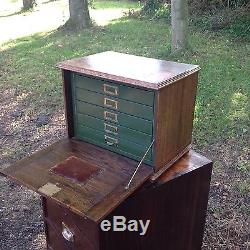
[
  {"x1": 77, "y1": 113, "x2": 152, "y2": 146},
  {"x1": 76, "y1": 125, "x2": 152, "y2": 162},
  {"x1": 43, "y1": 198, "x2": 98, "y2": 250},
  {"x1": 75, "y1": 88, "x2": 153, "y2": 120},
  {"x1": 76, "y1": 100, "x2": 153, "y2": 135},
  {"x1": 73, "y1": 73, "x2": 154, "y2": 106}
]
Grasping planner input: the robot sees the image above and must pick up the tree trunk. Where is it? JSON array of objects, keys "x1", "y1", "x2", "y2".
[
  {"x1": 171, "y1": 0, "x2": 188, "y2": 52},
  {"x1": 23, "y1": 0, "x2": 35, "y2": 9},
  {"x1": 68, "y1": 0, "x2": 91, "y2": 30}
]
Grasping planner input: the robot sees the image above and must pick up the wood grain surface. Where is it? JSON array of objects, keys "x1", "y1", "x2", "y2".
[
  {"x1": 154, "y1": 72, "x2": 198, "y2": 171},
  {"x1": 57, "y1": 51, "x2": 200, "y2": 90},
  {"x1": 0, "y1": 138, "x2": 153, "y2": 222},
  {"x1": 101, "y1": 150, "x2": 213, "y2": 250}
]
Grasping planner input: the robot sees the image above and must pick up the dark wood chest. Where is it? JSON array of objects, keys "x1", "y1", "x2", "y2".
[
  {"x1": 1, "y1": 141, "x2": 212, "y2": 250},
  {"x1": 58, "y1": 51, "x2": 200, "y2": 179},
  {"x1": 0, "y1": 52, "x2": 211, "y2": 250}
]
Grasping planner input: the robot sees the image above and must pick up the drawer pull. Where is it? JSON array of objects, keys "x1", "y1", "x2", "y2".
[
  {"x1": 104, "y1": 111, "x2": 118, "y2": 123},
  {"x1": 103, "y1": 84, "x2": 118, "y2": 96},
  {"x1": 105, "y1": 135, "x2": 118, "y2": 147},
  {"x1": 104, "y1": 123, "x2": 118, "y2": 135},
  {"x1": 62, "y1": 222, "x2": 74, "y2": 242},
  {"x1": 104, "y1": 97, "x2": 118, "y2": 110}
]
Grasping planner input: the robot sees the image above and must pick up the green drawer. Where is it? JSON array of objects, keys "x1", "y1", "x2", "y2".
[
  {"x1": 76, "y1": 125, "x2": 152, "y2": 161},
  {"x1": 73, "y1": 73, "x2": 154, "y2": 106},
  {"x1": 77, "y1": 113, "x2": 152, "y2": 146},
  {"x1": 75, "y1": 88, "x2": 153, "y2": 120},
  {"x1": 76, "y1": 100, "x2": 153, "y2": 135}
]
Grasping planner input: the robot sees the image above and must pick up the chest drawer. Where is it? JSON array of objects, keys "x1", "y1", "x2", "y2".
[
  {"x1": 77, "y1": 113, "x2": 152, "y2": 146},
  {"x1": 43, "y1": 197, "x2": 98, "y2": 250},
  {"x1": 73, "y1": 73, "x2": 154, "y2": 106},
  {"x1": 76, "y1": 125, "x2": 152, "y2": 163},
  {"x1": 75, "y1": 88, "x2": 153, "y2": 120},
  {"x1": 75, "y1": 100, "x2": 153, "y2": 135}
]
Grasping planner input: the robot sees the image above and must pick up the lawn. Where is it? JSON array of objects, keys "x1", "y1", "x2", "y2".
[{"x1": 0, "y1": 0, "x2": 249, "y2": 249}]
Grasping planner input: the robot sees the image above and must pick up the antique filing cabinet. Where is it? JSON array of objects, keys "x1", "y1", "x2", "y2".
[
  {"x1": 57, "y1": 51, "x2": 200, "y2": 179},
  {"x1": 0, "y1": 52, "x2": 212, "y2": 250},
  {"x1": 1, "y1": 143, "x2": 212, "y2": 250}
]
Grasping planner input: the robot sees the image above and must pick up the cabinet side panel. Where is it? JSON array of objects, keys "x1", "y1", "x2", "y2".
[
  {"x1": 62, "y1": 70, "x2": 74, "y2": 137},
  {"x1": 155, "y1": 72, "x2": 198, "y2": 170},
  {"x1": 100, "y1": 161, "x2": 212, "y2": 250}
]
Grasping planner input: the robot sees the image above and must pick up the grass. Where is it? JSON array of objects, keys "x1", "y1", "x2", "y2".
[
  {"x1": 0, "y1": 1, "x2": 249, "y2": 249},
  {"x1": 1, "y1": 16, "x2": 249, "y2": 147},
  {"x1": 93, "y1": 0, "x2": 141, "y2": 9}
]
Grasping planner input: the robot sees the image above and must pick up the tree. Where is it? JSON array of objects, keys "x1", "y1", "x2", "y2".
[
  {"x1": 171, "y1": 0, "x2": 188, "y2": 52},
  {"x1": 23, "y1": 0, "x2": 35, "y2": 10},
  {"x1": 66, "y1": 0, "x2": 91, "y2": 30}
]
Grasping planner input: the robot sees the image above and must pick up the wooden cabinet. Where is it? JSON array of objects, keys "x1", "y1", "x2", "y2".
[
  {"x1": 58, "y1": 51, "x2": 200, "y2": 177},
  {"x1": 0, "y1": 140, "x2": 212, "y2": 250},
  {"x1": 38, "y1": 149, "x2": 212, "y2": 250},
  {"x1": 0, "y1": 51, "x2": 212, "y2": 250}
]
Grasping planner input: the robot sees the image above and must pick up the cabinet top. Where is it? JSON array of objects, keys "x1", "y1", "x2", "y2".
[{"x1": 57, "y1": 51, "x2": 200, "y2": 90}]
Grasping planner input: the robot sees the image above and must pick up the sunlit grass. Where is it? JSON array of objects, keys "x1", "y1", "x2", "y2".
[
  {"x1": 93, "y1": 0, "x2": 141, "y2": 9},
  {"x1": 0, "y1": 0, "x2": 249, "y2": 149},
  {"x1": 0, "y1": 0, "x2": 140, "y2": 45}
]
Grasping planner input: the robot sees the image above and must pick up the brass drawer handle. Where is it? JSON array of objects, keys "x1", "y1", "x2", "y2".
[
  {"x1": 104, "y1": 97, "x2": 118, "y2": 110},
  {"x1": 105, "y1": 135, "x2": 118, "y2": 147},
  {"x1": 104, "y1": 123, "x2": 118, "y2": 135},
  {"x1": 62, "y1": 222, "x2": 74, "y2": 242},
  {"x1": 104, "y1": 111, "x2": 118, "y2": 123},
  {"x1": 103, "y1": 84, "x2": 118, "y2": 96}
]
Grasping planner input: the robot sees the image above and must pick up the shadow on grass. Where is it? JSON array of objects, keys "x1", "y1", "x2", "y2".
[{"x1": 0, "y1": 9, "x2": 24, "y2": 18}]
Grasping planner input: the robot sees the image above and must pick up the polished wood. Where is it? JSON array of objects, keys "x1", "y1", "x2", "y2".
[
  {"x1": 42, "y1": 197, "x2": 98, "y2": 250},
  {"x1": 101, "y1": 150, "x2": 213, "y2": 250},
  {"x1": 58, "y1": 51, "x2": 200, "y2": 173},
  {"x1": 153, "y1": 72, "x2": 198, "y2": 172},
  {"x1": 57, "y1": 51, "x2": 200, "y2": 90},
  {"x1": 39, "y1": 150, "x2": 212, "y2": 250},
  {"x1": 0, "y1": 139, "x2": 153, "y2": 222}
]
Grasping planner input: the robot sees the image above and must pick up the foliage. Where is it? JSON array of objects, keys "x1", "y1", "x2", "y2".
[
  {"x1": 188, "y1": 0, "x2": 249, "y2": 14},
  {"x1": 140, "y1": 0, "x2": 171, "y2": 20},
  {"x1": 191, "y1": 8, "x2": 250, "y2": 41}
]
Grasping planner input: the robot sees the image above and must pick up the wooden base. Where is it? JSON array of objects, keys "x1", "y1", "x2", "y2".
[
  {"x1": 41, "y1": 150, "x2": 212, "y2": 250},
  {"x1": 151, "y1": 144, "x2": 191, "y2": 181}
]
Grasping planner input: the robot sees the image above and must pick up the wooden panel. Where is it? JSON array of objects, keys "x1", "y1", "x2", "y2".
[
  {"x1": 43, "y1": 197, "x2": 99, "y2": 250},
  {"x1": 154, "y1": 72, "x2": 198, "y2": 171},
  {"x1": 0, "y1": 139, "x2": 153, "y2": 222},
  {"x1": 100, "y1": 150, "x2": 213, "y2": 250},
  {"x1": 75, "y1": 88, "x2": 154, "y2": 120},
  {"x1": 73, "y1": 73, "x2": 154, "y2": 106},
  {"x1": 57, "y1": 51, "x2": 200, "y2": 90}
]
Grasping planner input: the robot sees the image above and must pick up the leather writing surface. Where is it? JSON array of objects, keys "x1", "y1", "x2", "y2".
[{"x1": 51, "y1": 156, "x2": 101, "y2": 183}]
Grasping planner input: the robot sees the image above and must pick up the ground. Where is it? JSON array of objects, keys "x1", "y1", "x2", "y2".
[{"x1": 0, "y1": 0, "x2": 249, "y2": 249}]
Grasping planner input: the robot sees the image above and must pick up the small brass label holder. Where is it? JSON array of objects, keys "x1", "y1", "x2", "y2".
[{"x1": 103, "y1": 84, "x2": 119, "y2": 96}]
